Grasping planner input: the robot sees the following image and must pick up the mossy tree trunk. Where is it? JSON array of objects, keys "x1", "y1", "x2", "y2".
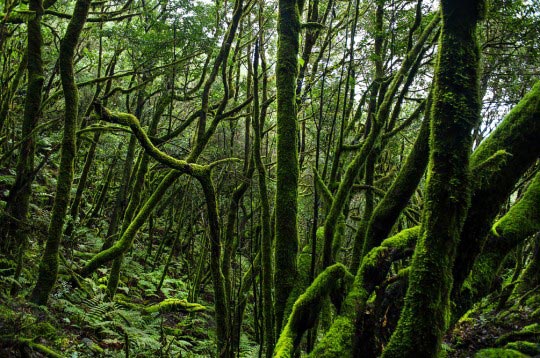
[
  {"x1": 197, "y1": 172, "x2": 231, "y2": 357},
  {"x1": 1, "y1": 0, "x2": 43, "y2": 257},
  {"x1": 307, "y1": 227, "x2": 420, "y2": 357},
  {"x1": 30, "y1": 0, "x2": 91, "y2": 305},
  {"x1": 274, "y1": 263, "x2": 353, "y2": 358},
  {"x1": 274, "y1": 0, "x2": 303, "y2": 334},
  {"x1": 452, "y1": 81, "x2": 540, "y2": 304},
  {"x1": 359, "y1": 93, "x2": 431, "y2": 263},
  {"x1": 381, "y1": 1, "x2": 485, "y2": 356},
  {"x1": 467, "y1": 170, "x2": 540, "y2": 301}
]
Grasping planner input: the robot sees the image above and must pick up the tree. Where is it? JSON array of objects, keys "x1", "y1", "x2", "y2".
[
  {"x1": 274, "y1": 0, "x2": 302, "y2": 335},
  {"x1": 0, "y1": 0, "x2": 539, "y2": 357},
  {"x1": 30, "y1": 0, "x2": 91, "y2": 306}
]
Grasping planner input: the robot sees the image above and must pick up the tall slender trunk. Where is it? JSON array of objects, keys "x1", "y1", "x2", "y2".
[
  {"x1": 274, "y1": 0, "x2": 302, "y2": 334},
  {"x1": 30, "y1": 0, "x2": 91, "y2": 305},
  {"x1": 253, "y1": 38, "x2": 274, "y2": 357},
  {"x1": 1, "y1": 0, "x2": 43, "y2": 257}
]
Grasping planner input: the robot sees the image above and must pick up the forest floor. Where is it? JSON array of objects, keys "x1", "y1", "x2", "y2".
[
  {"x1": 0, "y1": 245, "x2": 261, "y2": 357},
  {"x1": 445, "y1": 290, "x2": 540, "y2": 358},
  {"x1": 1, "y1": 244, "x2": 539, "y2": 357}
]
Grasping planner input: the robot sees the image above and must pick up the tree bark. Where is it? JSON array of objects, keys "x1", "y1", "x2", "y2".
[{"x1": 30, "y1": 0, "x2": 91, "y2": 305}]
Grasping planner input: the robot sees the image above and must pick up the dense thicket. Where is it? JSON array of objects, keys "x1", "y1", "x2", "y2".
[{"x1": 0, "y1": 0, "x2": 539, "y2": 357}]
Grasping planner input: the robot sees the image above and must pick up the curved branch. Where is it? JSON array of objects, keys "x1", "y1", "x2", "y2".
[{"x1": 274, "y1": 263, "x2": 353, "y2": 357}]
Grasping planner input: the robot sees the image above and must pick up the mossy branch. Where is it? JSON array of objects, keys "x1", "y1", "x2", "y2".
[
  {"x1": 466, "y1": 170, "x2": 540, "y2": 299},
  {"x1": 470, "y1": 149, "x2": 512, "y2": 188},
  {"x1": 114, "y1": 296, "x2": 206, "y2": 313},
  {"x1": 301, "y1": 22, "x2": 325, "y2": 31},
  {"x1": 92, "y1": 101, "x2": 240, "y2": 176},
  {"x1": 453, "y1": 81, "x2": 540, "y2": 303},
  {"x1": 311, "y1": 227, "x2": 420, "y2": 357},
  {"x1": 274, "y1": 263, "x2": 353, "y2": 358},
  {"x1": 313, "y1": 167, "x2": 333, "y2": 207},
  {"x1": 491, "y1": 170, "x2": 540, "y2": 242}
]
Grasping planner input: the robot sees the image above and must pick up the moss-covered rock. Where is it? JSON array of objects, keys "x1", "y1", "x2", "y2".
[
  {"x1": 474, "y1": 348, "x2": 528, "y2": 358},
  {"x1": 505, "y1": 341, "x2": 540, "y2": 356}
]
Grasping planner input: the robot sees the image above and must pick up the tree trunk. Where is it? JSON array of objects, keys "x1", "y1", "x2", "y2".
[
  {"x1": 30, "y1": 0, "x2": 91, "y2": 305},
  {"x1": 382, "y1": 1, "x2": 485, "y2": 356},
  {"x1": 274, "y1": 0, "x2": 302, "y2": 334}
]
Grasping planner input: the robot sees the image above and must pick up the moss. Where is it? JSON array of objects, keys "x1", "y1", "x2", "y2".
[
  {"x1": 466, "y1": 171, "x2": 540, "y2": 300},
  {"x1": 492, "y1": 171, "x2": 540, "y2": 243},
  {"x1": 496, "y1": 324, "x2": 540, "y2": 346},
  {"x1": 33, "y1": 322, "x2": 57, "y2": 340},
  {"x1": 474, "y1": 348, "x2": 528, "y2": 358},
  {"x1": 30, "y1": 0, "x2": 91, "y2": 306},
  {"x1": 274, "y1": 0, "x2": 302, "y2": 334},
  {"x1": 526, "y1": 294, "x2": 540, "y2": 308},
  {"x1": 522, "y1": 323, "x2": 540, "y2": 332},
  {"x1": 274, "y1": 263, "x2": 353, "y2": 357},
  {"x1": 505, "y1": 341, "x2": 540, "y2": 356},
  {"x1": 310, "y1": 227, "x2": 419, "y2": 357},
  {"x1": 308, "y1": 317, "x2": 355, "y2": 357},
  {"x1": 14, "y1": 338, "x2": 63, "y2": 358},
  {"x1": 144, "y1": 298, "x2": 206, "y2": 313},
  {"x1": 382, "y1": 1, "x2": 484, "y2": 356},
  {"x1": 453, "y1": 81, "x2": 540, "y2": 301}
]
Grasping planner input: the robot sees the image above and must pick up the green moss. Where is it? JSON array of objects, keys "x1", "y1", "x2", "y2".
[
  {"x1": 308, "y1": 317, "x2": 355, "y2": 357},
  {"x1": 16, "y1": 338, "x2": 63, "y2": 358},
  {"x1": 453, "y1": 81, "x2": 540, "y2": 301},
  {"x1": 522, "y1": 323, "x2": 540, "y2": 332},
  {"x1": 33, "y1": 322, "x2": 57, "y2": 340},
  {"x1": 474, "y1": 348, "x2": 528, "y2": 358},
  {"x1": 492, "y1": 171, "x2": 540, "y2": 241},
  {"x1": 382, "y1": 1, "x2": 484, "y2": 355},
  {"x1": 274, "y1": 0, "x2": 302, "y2": 334},
  {"x1": 505, "y1": 341, "x2": 540, "y2": 356},
  {"x1": 310, "y1": 227, "x2": 420, "y2": 356},
  {"x1": 526, "y1": 294, "x2": 540, "y2": 308},
  {"x1": 144, "y1": 298, "x2": 206, "y2": 313},
  {"x1": 496, "y1": 324, "x2": 540, "y2": 346},
  {"x1": 466, "y1": 171, "x2": 540, "y2": 300},
  {"x1": 274, "y1": 263, "x2": 352, "y2": 357}
]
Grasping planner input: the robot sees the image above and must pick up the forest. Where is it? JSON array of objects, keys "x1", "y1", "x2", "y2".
[{"x1": 0, "y1": 0, "x2": 539, "y2": 356}]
